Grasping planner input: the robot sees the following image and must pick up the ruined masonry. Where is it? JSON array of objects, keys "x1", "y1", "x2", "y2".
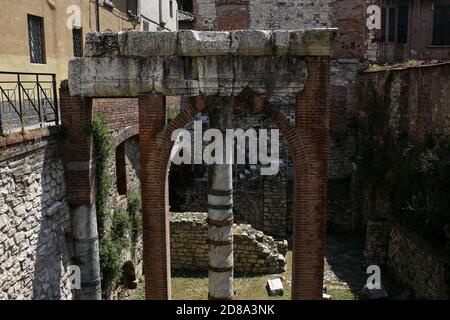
[
  {"x1": 170, "y1": 212, "x2": 288, "y2": 275},
  {"x1": 67, "y1": 29, "x2": 334, "y2": 300}
]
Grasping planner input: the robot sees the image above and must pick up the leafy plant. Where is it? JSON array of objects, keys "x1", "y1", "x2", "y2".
[
  {"x1": 111, "y1": 208, "x2": 131, "y2": 249},
  {"x1": 99, "y1": 235, "x2": 123, "y2": 286},
  {"x1": 127, "y1": 190, "x2": 142, "y2": 244},
  {"x1": 86, "y1": 113, "x2": 115, "y2": 233}
]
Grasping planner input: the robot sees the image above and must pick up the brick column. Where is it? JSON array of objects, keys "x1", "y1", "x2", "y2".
[
  {"x1": 292, "y1": 56, "x2": 331, "y2": 300},
  {"x1": 60, "y1": 82, "x2": 101, "y2": 300},
  {"x1": 138, "y1": 94, "x2": 171, "y2": 300}
]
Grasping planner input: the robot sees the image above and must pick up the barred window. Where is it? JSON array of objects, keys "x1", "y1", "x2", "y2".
[
  {"x1": 127, "y1": 0, "x2": 138, "y2": 16},
  {"x1": 73, "y1": 27, "x2": 83, "y2": 57},
  {"x1": 116, "y1": 143, "x2": 127, "y2": 197},
  {"x1": 28, "y1": 15, "x2": 46, "y2": 64},
  {"x1": 380, "y1": 6, "x2": 409, "y2": 44},
  {"x1": 143, "y1": 20, "x2": 150, "y2": 31},
  {"x1": 433, "y1": 5, "x2": 450, "y2": 45},
  {"x1": 397, "y1": 6, "x2": 409, "y2": 44},
  {"x1": 180, "y1": 0, "x2": 193, "y2": 13}
]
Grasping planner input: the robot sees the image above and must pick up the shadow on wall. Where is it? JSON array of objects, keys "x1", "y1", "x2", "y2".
[
  {"x1": 125, "y1": 137, "x2": 141, "y2": 191},
  {"x1": 31, "y1": 143, "x2": 73, "y2": 300},
  {"x1": 324, "y1": 234, "x2": 366, "y2": 295}
]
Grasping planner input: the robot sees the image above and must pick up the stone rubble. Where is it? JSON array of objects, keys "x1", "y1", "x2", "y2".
[{"x1": 170, "y1": 212, "x2": 288, "y2": 275}]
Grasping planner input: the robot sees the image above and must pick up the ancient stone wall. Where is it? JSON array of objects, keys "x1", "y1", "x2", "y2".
[
  {"x1": 359, "y1": 63, "x2": 450, "y2": 299},
  {"x1": 387, "y1": 224, "x2": 450, "y2": 300},
  {"x1": 360, "y1": 63, "x2": 450, "y2": 140},
  {"x1": 72, "y1": 29, "x2": 334, "y2": 299},
  {"x1": 358, "y1": 62, "x2": 450, "y2": 231},
  {"x1": 170, "y1": 212, "x2": 288, "y2": 274},
  {"x1": 0, "y1": 96, "x2": 143, "y2": 300},
  {"x1": 0, "y1": 129, "x2": 72, "y2": 300},
  {"x1": 171, "y1": 169, "x2": 291, "y2": 238},
  {"x1": 189, "y1": 0, "x2": 371, "y2": 233}
]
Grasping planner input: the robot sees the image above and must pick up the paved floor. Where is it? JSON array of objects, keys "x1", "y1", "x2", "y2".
[{"x1": 323, "y1": 234, "x2": 367, "y2": 293}]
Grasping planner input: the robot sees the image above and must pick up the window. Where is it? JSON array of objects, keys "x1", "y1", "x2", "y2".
[
  {"x1": 433, "y1": 5, "x2": 450, "y2": 45},
  {"x1": 180, "y1": 0, "x2": 193, "y2": 13},
  {"x1": 170, "y1": 0, "x2": 174, "y2": 18},
  {"x1": 380, "y1": 6, "x2": 409, "y2": 44},
  {"x1": 127, "y1": 0, "x2": 138, "y2": 16},
  {"x1": 116, "y1": 143, "x2": 127, "y2": 197},
  {"x1": 143, "y1": 20, "x2": 150, "y2": 31},
  {"x1": 28, "y1": 15, "x2": 46, "y2": 64},
  {"x1": 72, "y1": 27, "x2": 83, "y2": 57},
  {"x1": 397, "y1": 6, "x2": 409, "y2": 43}
]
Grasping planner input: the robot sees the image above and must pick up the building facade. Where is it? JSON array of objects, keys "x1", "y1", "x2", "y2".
[
  {"x1": 141, "y1": 0, "x2": 179, "y2": 31},
  {"x1": 377, "y1": 0, "x2": 450, "y2": 63},
  {"x1": 0, "y1": 0, "x2": 143, "y2": 85}
]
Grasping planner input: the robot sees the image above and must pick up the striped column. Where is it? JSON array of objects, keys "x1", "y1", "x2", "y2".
[{"x1": 206, "y1": 97, "x2": 234, "y2": 300}]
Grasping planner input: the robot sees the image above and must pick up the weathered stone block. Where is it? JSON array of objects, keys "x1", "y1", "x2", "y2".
[
  {"x1": 118, "y1": 31, "x2": 178, "y2": 57},
  {"x1": 178, "y1": 30, "x2": 233, "y2": 56},
  {"x1": 266, "y1": 278, "x2": 284, "y2": 296},
  {"x1": 231, "y1": 30, "x2": 272, "y2": 55}
]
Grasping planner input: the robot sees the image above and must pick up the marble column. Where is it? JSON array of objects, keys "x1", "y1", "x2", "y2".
[{"x1": 206, "y1": 96, "x2": 234, "y2": 300}]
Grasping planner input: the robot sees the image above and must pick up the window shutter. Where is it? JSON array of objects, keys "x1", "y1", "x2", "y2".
[{"x1": 397, "y1": 6, "x2": 409, "y2": 43}]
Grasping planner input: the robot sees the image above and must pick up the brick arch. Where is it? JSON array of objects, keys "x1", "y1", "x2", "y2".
[
  {"x1": 140, "y1": 85, "x2": 327, "y2": 300},
  {"x1": 112, "y1": 125, "x2": 139, "y2": 147},
  {"x1": 233, "y1": 88, "x2": 312, "y2": 176}
]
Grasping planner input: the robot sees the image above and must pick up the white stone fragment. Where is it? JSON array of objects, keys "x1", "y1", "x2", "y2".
[{"x1": 266, "y1": 278, "x2": 284, "y2": 296}]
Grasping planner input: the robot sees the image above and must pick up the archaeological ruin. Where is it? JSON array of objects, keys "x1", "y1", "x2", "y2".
[
  {"x1": 1, "y1": 0, "x2": 449, "y2": 303},
  {"x1": 67, "y1": 29, "x2": 335, "y2": 300}
]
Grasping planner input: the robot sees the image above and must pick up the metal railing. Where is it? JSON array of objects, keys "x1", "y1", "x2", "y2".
[{"x1": 0, "y1": 71, "x2": 59, "y2": 134}]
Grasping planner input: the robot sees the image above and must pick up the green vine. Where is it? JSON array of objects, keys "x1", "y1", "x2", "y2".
[
  {"x1": 127, "y1": 190, "x2": 142, "y2": 245},
  {"x1": 99, "y1": 235, "x2": 123, "y2": 287},
  {"x1": 357, "y1": 72, "x2": 450, "y2": 247},
  {"x1": 87, "y1": 114, "x2": 144, "y2": 293},
  {"x1": 87, "y1": 114, "x2": 123, "y2": 290},
  {"x1": 86, "y1": 113, "x2": 115, "y2": 233}
]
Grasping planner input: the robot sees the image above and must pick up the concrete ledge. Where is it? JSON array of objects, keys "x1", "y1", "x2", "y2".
[
  {"x1": 84, "y1": 29, "x2": 338, "y2": 58},
  {"x1": 69, "y1": 55, "x2": 308, "y2": 97},
  {"x1": 0, "y1": 126, "x2": 61, "y2": 161},
  {"x1": 0, "y1": 126, "x2": 60, "y2": 149},
  {"x1": 71, "y1": 29, "x2": 336, "y2": 98}
]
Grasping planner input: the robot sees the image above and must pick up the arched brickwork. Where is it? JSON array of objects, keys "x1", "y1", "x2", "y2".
[
  {"x1": 112, "y1": 125, "x2": 139, "y2": 147},
  {"x1": 63, "y1": 29, "x2": 331, "y2": 299},
  {"x1": 139, "y1": 64, "x2": 329, "y2": 300}
]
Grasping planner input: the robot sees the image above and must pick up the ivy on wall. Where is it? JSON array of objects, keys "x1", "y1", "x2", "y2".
[
  {"x1": 357, "y1": 71, "x2": 450, "y2": 247},
  {"x1": 87, "y1": 114, "x2": 115, "y2": 233},
  {"x1": 87, "y1": 114, "x2": 143, "y2": 294}
]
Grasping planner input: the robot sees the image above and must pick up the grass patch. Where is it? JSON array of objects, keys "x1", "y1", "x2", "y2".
[{"x1": 124, "y1": 252, "x2": 357, "y2": 300}]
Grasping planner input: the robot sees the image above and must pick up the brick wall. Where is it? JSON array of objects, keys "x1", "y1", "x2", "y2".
[
  {"x1": 92, "y1": 98, "x2": 141, "y2": 209},
  {"x1": 387, "y1": 224, "x2": 450, "y2": 299},
  {"x1": 92, "y1": 98, "x2": 138, "y2": 135},
  {"x1": 357, "y1": 63, "x2": 450, "y2": 230}
]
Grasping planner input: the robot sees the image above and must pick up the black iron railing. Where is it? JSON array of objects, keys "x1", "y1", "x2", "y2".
[{"x1": 0, "y1": 71, "x2": 59, "y2": 134}]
